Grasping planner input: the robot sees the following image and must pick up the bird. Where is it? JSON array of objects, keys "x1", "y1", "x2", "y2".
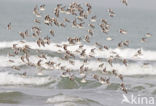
[
  {"x1": 91, "y1": 15, "x2": 96, "y2": 22},
  {"x1": 34, "y1": 19, "x2": 41, "y2": 24},
  {"x1": 7, "y1": 22, "x2": 11, "y2": 30},
  {"x1": 145, "y1": 33, "x2": 152, "y2": 38},
  {"x1": 22, "y1": 72, "x2": 27, "y2": 76},
  {"x1": 8, "y1": 59, "x2": 15, "y2": 63},
  {"x1": 37, "y1": 38, "x2": 41, "y2": 47},
  {"x1": 123, "y1": 59, "x2": 128, "y2": 66},
  {"x1": 81, "y1": 75, "x2": 87, "y2": 83},
  {"x1": 21, "y1": 55, "x2": 25, "y2": 62},
  {"x1": 33, "y1": 5, "x2": 41, "y2": 17},
  {"x1": 119, "y1": 28, "x2": 127, "y2": 35},
  {"x1": 64, "y1": 18, "x2": 70, "y2": 23},
  {"x1": 108, "y1": 58, "x2": 113, "y2": 67},
  {"x1": 104, "y1": 45, "x2": 109, "y2": 50},
  {"x1": 88, "y1": 29, "x2": 93, "y2": 36},
  {"x1": 40, "y1": 4, "x2": 45, "y2": 11},
  {"x1": 118, "y1": 74, "x2": 123, "y2": 81},
  {"x1": 108, "y1": 8, "x2": 115, "y2": 17},
  {"x1": 89, "y1": 24, "x2": 95, "y2": 29},
  {"x1": 106, "y1": 37, "x2": 112, "y2": 41},
  {"x1": 122, "y1": 0, "x2": 128, "y2": 6},
  {"x1": 50, "y1": 29, "x2": 55, "y2": 36},
  {"x1": 99, "y1": 77, "x2": 105, "y2": 84},
  {"x1": 141, "y1": 37, "x2": 147, "y2": 43},
  {"x1": 93, "y1": 74, "x2": 99, "y2": 81},
  {"x1": 11, "y1": 66, "x2": 20, "y2": 70},
  {"x1": 19, "y1": 32, "x2": 25, "y2": 39},
  {"x1": 37, "y1": 59, "x2": 42, "y2": 66}
]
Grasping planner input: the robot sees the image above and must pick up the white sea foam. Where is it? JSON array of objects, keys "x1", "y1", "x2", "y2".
[
  {"x1": 0, "y1": 54, "x2": 156, "y2": 75},
  {"x1": 0, "y1": 72, "x2": 54, "y2": 85},
  {"x1": 46, "y1": 94, "x2": 84, "y2": 104},
  {"x1": 0, "y1": 41, "x2": 156, "y2": 61},
  {"x1": 0, "y1": 41, "x2": 156, "y2": 75}
]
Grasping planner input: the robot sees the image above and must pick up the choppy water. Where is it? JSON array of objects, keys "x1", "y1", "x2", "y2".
[{"x1": 0, "y1": 0, "x2": 156, "y2": 106}]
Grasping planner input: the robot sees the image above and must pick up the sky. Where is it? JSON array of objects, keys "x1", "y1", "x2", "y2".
[{"x1": 1, "y1": 0, "x2": 156, "y2": 10}]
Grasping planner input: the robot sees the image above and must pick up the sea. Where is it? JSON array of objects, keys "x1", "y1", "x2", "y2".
[{"x1": 0, "y1": 0, "x2": 156, "y2": 106}]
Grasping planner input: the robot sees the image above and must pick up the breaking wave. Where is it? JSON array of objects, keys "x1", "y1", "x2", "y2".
[
  {"x1": 0, "y1": 72, "x2": 55, "y2": 85},
  {"x1": 0, "y1": 41, "x2": 156, "y2": 75},
  {"x1": 0, "y1": 41, "x2": 156, "y2": 61}
]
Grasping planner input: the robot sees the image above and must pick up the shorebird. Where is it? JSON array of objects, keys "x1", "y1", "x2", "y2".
[
  {"x1": 99, "y1": 63, "x2": 104, "y2": 68},
  {"x1": 84, "y1": 35, "x2": 90, "y2": 43},
  {"x1": 106, "y1": 37, "x2": 112, "y2": 41},
  {"x1": 145, "y1": 33, "x2": 152, "y2": 38},
  {"x1": 103, "y1": 67, "x2": 107, "y2": 73},
  {"x1": 24, "y1": 30, "x2": 29, "y2": 37},
  {"x1": 72, "y1": 19, "x2": 77, "y2": 27},
  {"x1": 19, "y1": 32, "x2": 25, "y2": 39},
  {"x1": 7, "y1": 22, "x2": 11, "y2": 30},
  {"x1": 101, "y1": 18, "x2": 108, "y2": 25},
  {"x1": 141, "y1": 37, "x2": 147, "y2": 43},
  {"x1": 123, "y1": 59, "x2": 128, "y2": 66},
  {"x1": 106, "y1": 78, "x2": 110, "y2": 84},
  {"x1": 118, "y1": 74, "x2": 123, "y2": 81},
  {"x1": 88, "y1": 29, "x2": 93, "y2": 36},
  {"x1": 89, "y1": 24, "x2": 95, "y2": 29},
  {"x1": 38, "y1": 54, "x2": 47, "y2": 59},
  {"x1": 8, "y1": 59, "x2": 14, "y2": 63},
  {"x1": 118, "y1": 41, "x2": 123, "y2": 48},
  {"x1": 54, "y1": 8, "x2": 60, "y2": 17},
  {"x1": 21, "y1": 55, "x2": 25, "y2": 62},
  {"x1": 60, "y1": 6, "x2": 66, "y2": 13},
  {"x1": 122, "y1": 0, "x2": 128, "y2": 6},
  {"x1": 37, "y1": 38, "x2": 41, "y2": 47},
  {"x1": 50, "y1": 29, "x2": 55, "y2": 36},
  {"x1": 137, "y1": 49, "x2": 142, "y2": 55},
  {"x1": 120, "y1": 83, "x2": 127, "y2": 94},
  {"x1": 60, "y1": 23, "x2": 66, "y2": 27},
  {"x1": 112, "y1": 69, "x2": 118, "y2": 76},
  {"x1": 37, "y1": 59, "x2": 42, "y2": 66},
  {"x1": 119, "y1": 28, "x2": 127, "y2": 35},
  {"x1": 12, "y1": 66, "x2": 20, "y2": 70},
  {"x1": 34, "y1": 19, "x2": 41, "y2": 24},
  {"x1": 104, "y1": 45, "x2": 109, "y2": 50},
  {"x1": 33, "y1": 5, "x2": 41, "y2": 17},
  {"x1": 44, "y1": 15, "x2": 51, "y2": 25},
  {"x1": 108, "y1": 58, "x2": 113, "y2": 67},
  {"x1": 123, "y1": 40, "x2": 129, "y2": 47},
  {"x1": 93, "y1": 74, "x2": 99, "y2": 81},
  {"x1": 99, "y1": 77, "x2": 105, "y2": 84},
  {"x1": 108, "y1": 8, "x2": 115, "y2": 17},
  {"x1": 22, "y1": 72, "x2": 27, "y2": 76},
  {"x1": 40, "y1": 4, "x2": 45, "y2": 11},
  {"x1": 81, "y1": 75, "x2": 87, "y2": 83},
  {"x1": 91, "y1": 15, "x2": 96, "y2": 22},
  {"x1": 90, "y1": 48, "x2": 96, "y2": 53}
]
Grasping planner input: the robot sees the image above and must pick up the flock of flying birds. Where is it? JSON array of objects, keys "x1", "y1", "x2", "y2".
[{"x1": 6, "y1": 0, "x2": 152, "y2": 94}]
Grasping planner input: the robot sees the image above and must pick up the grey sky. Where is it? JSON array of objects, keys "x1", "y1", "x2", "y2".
[{"x1": 1, "y1": 0, "x2": 156, "y2": 9}]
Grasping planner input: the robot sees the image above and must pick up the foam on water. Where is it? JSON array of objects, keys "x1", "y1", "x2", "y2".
[
  {"x1": 0, "y1": 41, "x2": 156, "y2": 61},
  {"x1": 0, "y1": 72, "x2": 54, "y2": 85},
  {"x1": 0, "y1": 41, "x2": 156, "y2": 75},
  {"x1": 0, "y1": 54, "x2": 156, "y2": 75},
  {"x1": 46, "y1": 94, "x2": 84, "y2": 103},
  {"x1": 46, "y1": 94, "x2": 102, "y2": 106}
]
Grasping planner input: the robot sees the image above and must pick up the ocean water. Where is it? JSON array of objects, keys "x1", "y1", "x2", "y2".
[{"x1": 0, "y1": 0, "x2": 156, "y2": 106}]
